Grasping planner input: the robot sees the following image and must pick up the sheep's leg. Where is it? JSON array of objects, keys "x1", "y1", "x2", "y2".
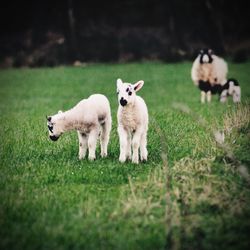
[
  {"x1": 118, "y1": 126, "x2": 128, "y2": 163},
  {"x1": 207, "y1": 91, "x2": 212, "y2": 102},
  {"x1": 100, "y1": 118, "x2": 111, "y2": 158},
  {"x1": 201, "y1": 91, "x2": 206, "y2": 103},
  {"x1": 77, "y1": 131, "x2": 88, "y2": 160},
  {"x1": 140, "y1": 131, "x2": 148, "y2": 162},
  {"x1": 132, "y1": 129, "x2": 142, "y2": 164},
  {"x1": 88, "y1": 128, "x2": 99, "y2": 161},
  {"x1": 126, "y1": 133, "x2": 132, "y2": 160},
  {"x1": 220, "y1": 89, "x2": 228, "y2": 103}
]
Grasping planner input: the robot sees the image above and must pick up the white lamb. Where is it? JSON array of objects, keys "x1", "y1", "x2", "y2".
[
  {"x1": 116, "y1": 78, "x2": 148, "y2": 164},
  {"x1": 191, "y1": 49, "x2": 228, "y2": 103},
  {"x1": 46, "y1": 94, "x2": 112, "y2": 161},
  {"x1": 220, "y1": 78, "x2": 241, "y2": 103}
]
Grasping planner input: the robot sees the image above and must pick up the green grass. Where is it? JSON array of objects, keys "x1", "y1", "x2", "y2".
[{"x1": 0, "y1": 62, "x2": 250, "y2": 250}]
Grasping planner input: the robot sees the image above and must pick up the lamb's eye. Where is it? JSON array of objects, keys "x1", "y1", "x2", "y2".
[
  {"x1": 128, "y1": 91, "x2": 132, "y2": 96},
  {"x1": 126, "y1": 88, "x2": 129, "y2": 92},
  {"x1": 48, "y1": 125, "x2": 53, "y2": 133},
  {"x1": 117, "y1": 90, "x2": 119, "y2": 95}
]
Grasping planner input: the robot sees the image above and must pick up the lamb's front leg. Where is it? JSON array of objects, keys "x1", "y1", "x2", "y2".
[
  {"x1": 126, "y1": 133, "x2": 132, "y2": 160},
  {"x1": 77, "y1": 131, "x2": 88, "y2": 160},
  {"x1": 118, "y1": 125, "x2": 128, "y2": 163},
  {"x1": 132, "y1": 129, "x2": 143, "y2": 164},
  {"x1": 88, "y1": 128, "x2": 99, "y2": 161}
]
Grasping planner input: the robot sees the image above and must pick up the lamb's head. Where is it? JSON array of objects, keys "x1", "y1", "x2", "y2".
[
  {"x1": 227, "y1": 78, "x2": 239, "y2": 95},
  {"x1": 198, "y1": 48, "x2": 214, "y2": 64},
  {"x1": 116, "y1": 78, "x2": 144, "y2": 107},
  {"x1": 46, "y1": 110, "x2": 65, "y2": 141}
]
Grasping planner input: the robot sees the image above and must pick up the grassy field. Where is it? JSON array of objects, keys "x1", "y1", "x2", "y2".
[{"x1": 0, "y1": 62, "x2": 250, "y2": 250}]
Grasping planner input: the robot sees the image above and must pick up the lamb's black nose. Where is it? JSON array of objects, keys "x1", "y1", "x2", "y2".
[
  {"x1": 50, "y1": 135, "x2": 59, "y2": 141},
  {"x1": 120, "y1": 97, "x2": 127, "y2": 106}
]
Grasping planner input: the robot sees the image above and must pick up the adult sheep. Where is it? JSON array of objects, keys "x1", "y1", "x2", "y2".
[{"x1": 191, "y1": 49, "x2": 228, "y2": 103}]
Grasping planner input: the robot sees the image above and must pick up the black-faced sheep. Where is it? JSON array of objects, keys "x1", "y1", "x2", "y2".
[{"x1": 191, "y1": 49, "x2": 228, "y2": 103}]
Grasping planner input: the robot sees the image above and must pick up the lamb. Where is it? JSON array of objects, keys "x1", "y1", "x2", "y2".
[
  {"x1": 46, "y1": 94, "x2": 112, "y2": 161},
  {"x1": 116, "y1": 78, "x2": 148, "y2": 164},
  {"x1": 191, "y1": 49, "x2": 228, "y2": 103},
  {"x1": 219, "y1": 78, "x2": 241, "y2": 103}
]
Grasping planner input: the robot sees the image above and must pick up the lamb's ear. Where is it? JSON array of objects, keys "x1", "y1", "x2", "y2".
[
  {"x1": 117, "y1": 78, "x2": 123, "y2": 89},
  {"x1": 58, "y1": 110, "x2": 63, "y2": 114},
  {"x1": 133, "y1": 80, "x2": 144, "y2": 92}
]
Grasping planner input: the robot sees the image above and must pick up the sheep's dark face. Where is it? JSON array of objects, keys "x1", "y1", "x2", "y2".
[
  {"x1": 116, "y1": 79, "x2": 144, "y2": 107},
  {"x1": 46, "y1": 111, "x2": 64, "y2": 141},
  {"x1": 199, "y1": 49, "x2": 214, "y2": 64}
]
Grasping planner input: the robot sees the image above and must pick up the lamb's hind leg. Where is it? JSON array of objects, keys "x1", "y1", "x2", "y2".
[
  {"x1": 77, "y1": 131, "x2": 88, "y2": 160},
  {"x1": 88, "y1": 128, "x2": 99, "y2": 161},
  {"x1": 140, "y1": 131, "x2": 148, "y2": 162},
  {"x1": 100, "y1": 117, "x2": 111, "y2": 158},
  {"x1": 233, "y1": 86, "x2": 241, "y2": 103}
]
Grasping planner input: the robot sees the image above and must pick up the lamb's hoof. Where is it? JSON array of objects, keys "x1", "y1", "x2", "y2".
[
  {"x1": 88, "y1": 156, "x2": 96, "y2": 161},
  {"x1": 126, "y1": 155, "x2": 132, "y2": 160},
  {"x1": 101, "y1": 152, "x2": 107, "y2": 158},
  {"x1": 119, "y1": 156, "x2": 126, "y2": 163},
  {"x1": 132, "y1": 159, "x2": 139, "y2": 164},
  {"x1": 79, "y1": 154, "x2": 86, "y2": 160},
  {"x1": 141, "y1": 158, "x2": 147, "y2": 163}
]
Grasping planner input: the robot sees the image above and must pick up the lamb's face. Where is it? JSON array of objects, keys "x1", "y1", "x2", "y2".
[
  {"x1": 46, "y1": 111, "x2": 64, "y2": 141},
  {"x1": 199, "y1": 49, "x2": 214, "y2": 64},
  {"x1": 116, "y1": 78, "x2": 144, "y2": 107},
  {"x1": 227, "y1": 79, "x2": 239, "y2": 95}
]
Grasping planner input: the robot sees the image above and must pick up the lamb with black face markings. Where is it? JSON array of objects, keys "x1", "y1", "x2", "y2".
[
  {"x1": 116, "y1": 78, "x2": 148, "y2": 164},
  {"x1": 46, "y1": 94, "x2": 112, "y2": 161}
]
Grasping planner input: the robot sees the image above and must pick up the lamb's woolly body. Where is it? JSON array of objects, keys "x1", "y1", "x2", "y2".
[
  {"x1": 52, "y1": 95, "x2": 109, "y2": 133},
  {"x1": 47, "y1": 94, "x2": 112, "y2": 160},
  {"x1": 118, "y1": 96, "x2": 148, "y2": 132},
  {"x1": 116, "y1": 79, "x2": 148, "y2": 164}
]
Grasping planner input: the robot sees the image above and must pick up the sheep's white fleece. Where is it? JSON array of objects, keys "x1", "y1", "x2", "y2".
[
  {"x1": 191, "y1": 55, "x2": 228, "y2": 86},
  {"x1": 117, "y1": 96, "x2": 148, "y2": 133},
  {"x1": 48, "y1": 94, "x2": 112, "y2": 160},
  {"x1": 117, "y1": 79, "x2": 148, "y2": 164}
]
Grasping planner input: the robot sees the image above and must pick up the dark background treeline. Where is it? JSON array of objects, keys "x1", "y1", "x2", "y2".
[{"x1": 0, "y1": 0, "x2": 249, "y2": 67}]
